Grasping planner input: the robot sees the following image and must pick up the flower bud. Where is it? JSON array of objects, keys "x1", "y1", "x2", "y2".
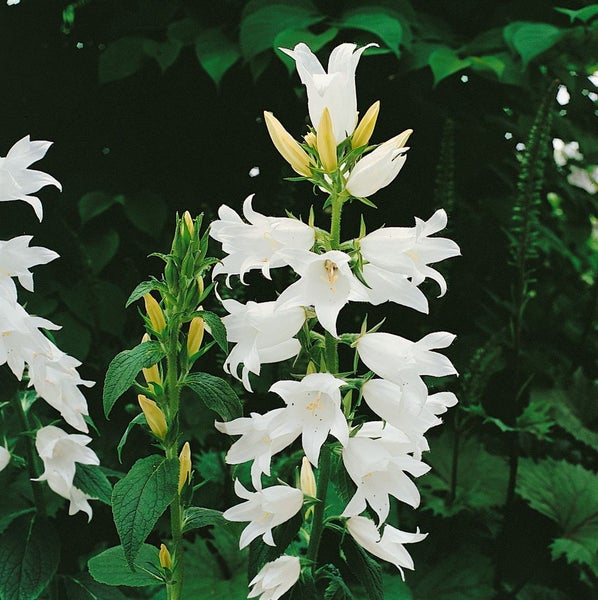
[
  {"x1": 316, "y1": 108, "x2": 337, "y2": 172},
  {"x1": 138, "y1": 394, "x2": 168, "y2": 440},
  {"x1": 178, "y1": 441, "x2": 191, "y2": 493},
  {"x1": 142, "y1": 362, "x2": 161, "y2": 387},
  {"x1": 300, "y1": 456, "x2": 317, "y2": 498},
  {"x1": 143, "y1": 293, "x2": 166, "y2": 334},
  {"x1": 0, "y1": 445, "x2": 10, "y2": 472},
  {"x1": 264, "y1": 111, "x2": 312, "y2": 177},
  {"x1": 182, "y1": 211, "x2": 195, "y2": 236},
  {"x1": 159, "y1": 543, "x2": 172, "y2": 570},
  {"x1": 197, "y1": 276, "x2": 205, "y2": 298},
  {"x1": 351, "y1": 101, "x2": 380, "y2": 149},
  {"x1": 304, "y1": 131, "x2": 317, "y2": 147},
  {"x1": 187, "y1": 317, "x2": 205, "y2": 357}
]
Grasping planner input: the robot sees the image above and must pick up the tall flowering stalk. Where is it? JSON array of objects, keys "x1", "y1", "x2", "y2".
[{"x1": 211, "y1": 43, "x2": 460, "y2": 598}]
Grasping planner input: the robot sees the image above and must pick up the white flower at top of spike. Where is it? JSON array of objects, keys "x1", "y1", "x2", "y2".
[
  {"x1": 0, "y1": 136, "x2": 62, "y2": 221},
  {"x1": 346, "y1": 516, "x2": 427, "y2": 580},
  {"x1": 552, "y1": 138, "x2": 583, "y2": 167},
  {"x1": 0, "y1": 235, "x2": 59, "y2": 292},
  {"x1": 221, "y1": 298, "x2": 305, "y2": 391},
  {"x1": 276, "y1": 250, "x2": 367, "y2": 337},
  {"x1": 360, "y1": 209, "x2": 461, "y2": 296},
  {"x1": 223, "y1": 479, "x2": 303, "y2": 549},
  {"x1": 0, "y1": 445, "x2": 10, "y2": 471},
  {"x1": 269, "y1": 372, "x2": 349, "y2": 466},
  {"x1": 210, "y1": 195, "x2": 314, "y2": 284},
  {"x1": 248, "y1": 555, "x2": 301, "y2": 600},
  {"x1": 33, "y1": 425, "x2": 99, "y2": 520},
  {"x1": 280, "y1": 42, "x2": 377, "y2": 143}
]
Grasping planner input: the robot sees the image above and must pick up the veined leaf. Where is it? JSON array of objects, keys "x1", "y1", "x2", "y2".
[
  {"x1": 503, "y1": 22, "x2": 563, "y2": 67},
  {"x1": 195, "y1": 28, "x2": 240, "y2": 87},
  {"x1": 99, "y1": 37, "x2": 148, "y2": 83},
  {"x1": 126, "y1": 278, "x2": 168, "y2": 308},
  {"x1": 429, "y1": 47, "x2": 471, "y2": 85},
  {"x1": 341, "y1": 535, "x2": 384, "y2": 600},
  {"x1": 338, "y1": 7, "x2": 403, "y2": 56},
  {"x1": 74, "y1": 463, "x2": 113, "y2": 505},
  {"x1": 63, "y1": 574, "x2": 130, "y2": 599},
  {"x1": 182, "y1": 506, "x2": 226, "y2": 534},
  {"x1": 117, "y1": 413, "x2": 146, "y2": 462},
  {"x1": 555, "y1": 5, "x2": 598, "y2": 23},
  {"x1": 183, "y1": 372, "x2": 242, "y2": 420},
  {"x1": 195, "y1": 310, "x2": 228, "y2": 352},
  {"x1": 88, "y1": 544, "x2": 162, "y2": 587}
]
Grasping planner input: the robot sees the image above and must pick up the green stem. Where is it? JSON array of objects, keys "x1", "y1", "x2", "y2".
[
  {"x1": 306, "y1": 445, "x2": 331, "y2": 565},
  {"x1": 329, "y1": 194, "x2": 343, "y2": 249},
  {"x1": 166, "y1": 444, "x2": 184, "y2": 600}
]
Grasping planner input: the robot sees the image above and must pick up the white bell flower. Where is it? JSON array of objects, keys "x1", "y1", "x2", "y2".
[
  {"x1": 280, "y1": 42, "x2": 377, "y2": 143},
  {"x1": 567, "y1": 165, "x2": 598, "y2": 194},
  {"x1": 269, "y1": 372, "x2": 349, "y2": 466},
  {"x1": 248, "y1": 555, "x2": 301, "y2": 600},
  {"x1": 0, "y1": 136, "x2": 62, "y2": 221},
  {"x1": 0, "y1": 445, "x2": 10, "y2": 471},
  {"x1": 221, "y1": 298, "x2": 305, "y2": 391},
  {"x1": 552, "y1": 138, "x2": 583, "y2": 167},
  {"x1": 223, "y1": 479, "x2": 303, "y2": 549},
  {"x1": 346, "y1": 516, "x2": 427, "y2": 580},
  {"x1": 360, "y1": 209, "x2": 461, "y2": 296},
  {"x1": 210, "y1": 195, "x2": 314, "y2": 284},
  {"x1": 33, "y1": 425, "x2": 99, "y2": 520}
]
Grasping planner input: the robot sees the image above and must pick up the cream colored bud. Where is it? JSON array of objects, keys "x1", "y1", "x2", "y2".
[
  {"x1": 264, "y1": 111, "x2": 312, "y2": 177},
  {"x1": 143, "y1": 293, "x2": 166, "y2": 334},
  {"x1": 394, "y1": 128, "x2": 413, "y2": 149},
  {"x1": 197, "y1": 276, "x2": 205, "y2": 297},
  {"x1": 142, "y1": 333, "x2": 151, "y2": 344},
  {"x1": 304, "y1": 131, "x2": 317, "y2": 147},
  {"x1": 317, "y1": 107, "x2": 337, "y2": 172},
  {"x1": 138, "y1": 394, "x2": 168, "y2": 440},
  {"x1": 306, "y1": 361, "x2": 317, "y2": 375},
  {"x1": 300, "y1": 456, "x2": 317, "y2": 498},
  {"x1": 352, "y1": 101, "x2": 381, "y2": 149},
  {"x1": 142, "y1": 363, "x2": 161, "y2": 387},
  {"x1": 182, "y1": 211, "x2": 194, "y2": 236},
  {"x1": 178, "y1": 442, "x2": 191, "y2": 493},
  {"x1": 187, "y1": 317, "x2": 205, "y2": 357},
  {"x1": 159, "y1": 543, "x2": 172, "y2": 570}
]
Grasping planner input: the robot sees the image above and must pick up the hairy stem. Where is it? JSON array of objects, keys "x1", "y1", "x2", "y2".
[{"x1": 306, "y1": 444, "x2": 331, "y2": 565}]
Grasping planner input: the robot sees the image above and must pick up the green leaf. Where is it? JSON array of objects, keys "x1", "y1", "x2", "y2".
[
  {"x1": 99, "y1": 37, "x2": 148, "y2": 83},
  {"x1": 239, "y1": 0, "x2": 323, "y2": 59},
  {"x1": 0, "y1": 515, "x2": 60, "y2": 600},
  {"x1": 195, "y1": 28, "x2": 240, "y2": 87},
  {"x1": 341, "y1": 535, "x2": 384, "y2": 600},
  {"x1": 74, "y1": 463, "x2": 113, "y2": 505},
  {"x1": 338, "y1": 7, "x2": 403, "y2": 56},
  {"x1": 111, "y1": 455, "x2": 179, "y2": 567},
  {"x1": 117, "y1": 413, "x2": 146, "y2": 462},
  {"x1": 167, "y1": 18, "x2": 203, "y2": 45},
  {"x1": 503, "y1": 22, "x2": 563, "y2": 67},
  {"x1": 83, "y1": 229, "x2": 119, "y2": 275},
  {"x1": 182, "y1": 507, "x2": 226, "y2": 534},
  {"x1": 88, "y1": 544, "x2": 162, "y2": 587},
  {"x1": 125, "y1": 278, "x2": 167, "y2": 308},
  {"x1": 0, "y1": 507, "x2": 35, "y2": 535},
  {"x1": 123, "y1": 192, "x2": 167, "y2": 238},
  {"x1": 52, "y1": 311, "x2": 92, "y2": 361},
  {"x1": 555, "y1": 5, "x2": 598, "y2": 23},
  {"x1": 183, "y1": 372, "x2": 242, "y2": 421},
  {"x1": 79, "y1": 191, "x2": 121, "y2": 224},
  {"x1": 143, "y1": 39, "x2": 182, "y2": 73},
  {"x1": 63, "y1": 574, "x2": 130, "y2": 600},
  {"x1": 103, "y1": 341, "x2": 165, "y2": 418},
  {"x1": 196, "y1": 310, "x2": 228, "y2": 353},
  {"x1": 381, "y1": 573, "x2": 413, "y2": 599},
  {"x1": 274, "y1": 28, "x2": 339, "y2": 73},
  {"x1": 469, "y1": 55, "x2": 506, "y2": 79},
  {"x1": 428, "y1": 47, "x2": 471, "y2": 85}
]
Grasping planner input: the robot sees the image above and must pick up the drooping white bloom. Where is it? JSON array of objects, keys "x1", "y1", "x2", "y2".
[
  {"x1": 0, "y1": 235, "x2": 59, "y2": 292},
  {"x1": 223, "y1": 479, "x2": 303, "y2": 549},
  {"x1": 210, "y1": 195, "x2": 314, "y2": 284},
  {"x1": 552, "y1": 138, "x2": 583, "y2": 167},
  {"x1": 248, "y1": 555, "x2": 301, "y2": 600},
  {"x1": 216, "y1": 409, "x2": 297, "y2": 490},
  {"x1": 360, "y1": 209, "x2": 461, "y2": 296},
  {"x1": 276, "y1": 250, "x2": 367, "y2": 337},
  {"x1": 0, "y1": 136, "x2": 62, "y2": 220},
  {"x1": 567, "y1": 165, "x2": 598, "y2": 194},
  {"x1": 33, "y1": 425, "x2": 99, "y2": 520},
  {"x1": 556, "y1": 84, "x2": 570, "y2": 106},
  {"x1": 346, "y1": 135, "x2": 409, "y2": 198},
  {"x1": 346, "y1": 516, "x2": 427, "y2": 580},
  {"x1": 269, "y1": 372, "x2": 349, "y2": 466},
  {"x1": 0, "y1": 445, "x2": 10, "y2": 471},
  {"x1": 221, "y1": 298, "x2": 305, "y2": 391},
  {"x1": 280, "y1": 42, "x2": 377, "y2": 143}
]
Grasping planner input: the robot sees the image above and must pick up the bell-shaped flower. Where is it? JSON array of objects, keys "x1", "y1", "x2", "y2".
[
  {"x1": 360, "y1": 209, "x2": 460, "y2": 296},
  {"x1": 216, "y1": 409, "x2": 297, "y2": 490},
  {"x1": 345, "y1": 131, "x2": 411, "y2": 198},
  {"x1": 0, "y1": 235, "x2": 58, "y2": 292},
  {"x1": 552, "y1": 138, "x2": 583, "y2": 167},
  {"x1": 346, "y1": 516, "x2": 427, "y2": 580},
  {"x1": 221, "y1": 298, "x2": 305, "y2": 391},
  {"x1": 248, "y1": 555, "x2": 301, "y2": 600},
  {"x1": 223, "y1": 479, "x2": 303, "y2": 549},
  {"x1": 33, "y1": 425, "x2": 99, "y2": 520},
  {"x1": 0, "y1": 135, "x2": 62, "y2": 220},
  {"x1": 269, "y1": 372, "x2": 349, "y2": 466},
  {"x1": 0, "y1": 445, "x2": 10, "y2": 471},
  {"x1": 210, "y1": 195, "x2": 314, "y2": 284},
  {"x1": 280, "y1": 42, "x2": 377, "y2": 143},
  {"x1": 276, "y1": 250, "x2": 367, "y2": 337}
]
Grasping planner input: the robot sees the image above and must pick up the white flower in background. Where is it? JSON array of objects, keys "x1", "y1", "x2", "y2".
[
  {"x1": 0, "y1": 136, "x2": 62, "y2": 221},
  {"x1": 0, "y1": 235, "x2": 59, "y2": 292},
  {"x1": 7, "y1": 0, "x2": 21, "y2": 6},
  {"x1": 221, "y1": 298, "x2": 305, "y2": 391},
  {"x1": 248, "y1": 555, "x2": 301, "y2": 600},
  {"x1": 556, "y1": 84, "x2": 570, "y2": 106},
  {"x1": 360, "y1": 209, "x2": 460, "y2": 296},
  {"x1": 567, "y1": 164, "x2": 598, "y2": 194},
  {"x1": 223, "y1": 479, "x2": 303, "y2": 549},
  {"x1": 552, "y1": 138, "x2": 583, "y2": 167},
  {"x1": 33, "y1": 425, "x2": 99, "y2": 520},
  {"x1": 210, "y1": 195, "x2": 314, "y2": 284},
  {"x1": 0, "y1": 445, "x2": 10, "y2": 471},
  {"x1": 269, "y1": 372, "x2": 349, "y2": 466},
  {"x1": 280, "y1": 42, "x2": 377, "y2": 143},
  {"x1": 216, "y1": 409, "x2": 297, "y2": 490},
  {"x1": 277, "y1": 250, "x2": 367, "y2": 337},
  {"x1": 346, "y1": 516, "x2": 427, "y2": 579},
  {"x1": 346, "y1": 131, "x2": 411, "y2": 198}
]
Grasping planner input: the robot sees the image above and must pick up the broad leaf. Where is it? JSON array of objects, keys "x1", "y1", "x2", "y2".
[
  {"x1": 88, "y1": 544, "x2": 161, "y2": 587},
  {"x1": 63, "y1": 574, "x2": 130, "y2": 599},
  {"x1": 123, "y1": 192, "x2": 167, "y2": 238},
  {"x1": 111, "y1": 455, "x2": 179, "y2": 567},
  {"x1": 195, "y1": 310, "x2": 228, "y2": 352},
  {"x1": 503, "y1": 22, "x2": 563, "y2": 67},
  {"x1": 555, "y1": 5, "x2": 598, "y2": 23},
  {"x1": 79, "y1": 191, "x2": 122, "y2": 224},
  {"x1": 117, "y1": 412, "x2": 146, "y2": 462},
  {"x1": 184, "y1": 372, "x2": 242, "y2": 420},
  {"x1": 83, "y1": 229, "x2": 119, "y2": 275},
  {"x1": 126, "y1": 278, "x2": 167, "y2": 308},
  {"x1": 143, "y1": 39, "x2": 182, "y2": 73},
  {"x1": 339, "y1": 7, "x2": 403, "y2": 56},
  {"x1": 195, "y1": 28, "x2": 240, "y2": 87},
  {"x1": 74, "y1": 463, "x2": 113, "y2": 505},
  {"x1": 469, "y1": 55, "x2": 506, "y2": 79},
  {"x1": 182, "y1": 506, "x2": 226, "y2": 534},
  {"x1": 99, "y1": 37, "x2": 148, "y2": 83},
  {"x1": 167, "y1": 18, "x2": 203, "y2": 45},
  {"x1": 428, "y1": 47, "x2": 471, "y2": 85},
  {"x1": 341, "y1": 535, "x2": 384, "y2": 600}
]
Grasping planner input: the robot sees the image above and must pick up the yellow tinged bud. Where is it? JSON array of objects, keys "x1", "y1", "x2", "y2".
[
  {"x1": 142, "y1": 363, "x2": 161, "y2": 387},
  {"x1": 142, "y1": 333, "x2": 151, "y2": 344},
  {"x1": 306, "y1": 361, "x2": 317, "y2": 375},
  {"x1": 187, "y1": 317, "x2": 205, "y2": 357},
  {"x1": 178, "y1": 442, "x2": 191, "y2": 493},
  {"x1": 393, "y1": 128, "x2": 413, "y2": 149},
  {"x1": 352, "y1": 101, "x2": 381, "y2": 149},
  {"x1": 316, "y1": 108, "x2": 337, "y2": 172},
  {"x1": 143, "y1": 293, "x2": 166, "y2": 334},
  {"x1": 159, "y1": 543, "x2": 172, "y2": 570},
  {"x1": 264, "y1": 111, "x2": 312, "y2": 177},
  {"x1": 197, "y1": 276, "x2": 204, "y2": 298},
  {"x1": 304, "y1": 131, "x2": 317, "y2": 147},
  {"x1": 300, "y1": 456, "x2": 317, "y2": 498},
  {"x1": 182, "y1": 211, "x2": 194, "y2": 236},
  {"x1": 138, "y1": 394, "x2": 168, "y2": 440}
]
